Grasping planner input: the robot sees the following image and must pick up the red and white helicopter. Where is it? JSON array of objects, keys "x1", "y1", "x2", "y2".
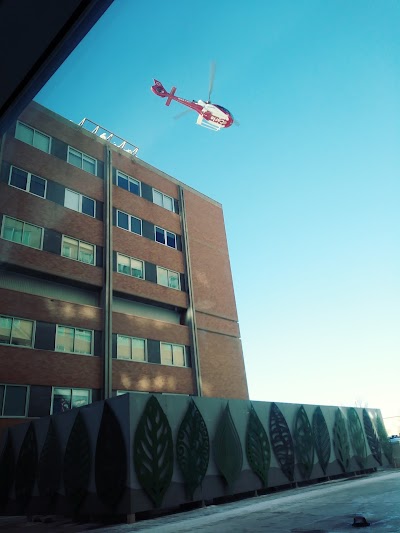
[{"x1": 151, "y1": 65, "x2": 236, "y2": 131}]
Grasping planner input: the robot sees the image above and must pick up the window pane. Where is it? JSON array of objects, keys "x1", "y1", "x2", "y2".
[
  {"x1": 29, "y1": 175, "x2": 46, "y2": 198},
  {"x1": 117, "y1": 211, "x2": 129, "y2": 230},
  {"x1": 16, "y1": 123, "x2": 34, "y2": 145},
  {"x1": 82, "y1": 156, "x2": 96, "y2": 174},
  {"x1": 173, "y1": 345, "x2": 185, "y2": 367},
  {"x1": 23, "y1": 223, "x2": 42, "y2": 249},
  {"x1": 53, "y1": 388, "x2": 72, "y2": 413},
  {"x1": 74, "y1": 329, "x2": 92, "y2": 354},
  {"x1": 117, "y1": 173, "x2": 129, "y2": 190},
  {"x1": 82, "y1": 196, "x2": 95, "y2": 217},
  {"x1": 155, "y1": 226, "x2": 165, "y2": 244},
  {"x1": 3, "y1": 216, "x2": 23, "y2": 244},
  {"x1": 117, "y1": 254, "x2": 130, "y2": 275},
  {"x1": 11, "y1": 319, "x2": 33, "y2": 347},
  {"x1": 166, "y1": 232, "x2": 176, "y2": 248},
  {"x1": 3, "y1": 386, "x2": 27, "y2": 416},
  {"x1": 34, "y1": 131, "x2": 50, "y2": 153},
  {"x1": 129, "y1": 179, "x2": 140, "y2": 195},
  {"x1": 0, "y1": 385, "x2": 4, "y2": 415},
  {"x1": 10, "y1": 167, "x2": 28, "y2": 190},
  {"x1": 157, "y1": 267, "x2": 168, "y2": 287},
  {"x1": 62, "y1": 236, "x2": 79, "y2": 260},
  {"x1": 153, "y1": 190, "x2": 163, "y2": 207},
  {"x1": 79, "y1": 242, "x2": 94, "y2": 264},
  {"x1": 130, "y1": 216, "x2": 141, "y2": 235},
  {"x1": 56, "y1": 326, "x2": 74, "y2": 352},
  {"x1": 68, "y1": 148, "x2": 82, "y2": 168},
  {"x1": 168, "y1": 271, "x2": 180, "y2": 290},
  {"x1": 65, "y1": 189, "x2": 80, "y2": 211},
  {"x1": 132, "y1": 338, "x2": 145, "y2": 362},
  {"x1": 0, "y1": 316, "x2": 12, "y2": 344},
  {"x1": 161, "y1": 343, "x2": 173, "y2": 365},
  {"x1": 117, "y1": 335, "x2": 131, "y2": 359},
  {"x1": 164, "y1": 196, "x2": 174, "y2": 212},
  {"x1": 72, "y1": 389, "x2": 90, "y2": 408},
  {"x1": 131, "y1": 258, "x2": 143, "y2": 279}
]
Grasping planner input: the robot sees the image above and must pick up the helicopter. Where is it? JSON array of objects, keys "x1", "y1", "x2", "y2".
[{"x1": 151, "y1": 64, "x2": 236, "y2": 131}]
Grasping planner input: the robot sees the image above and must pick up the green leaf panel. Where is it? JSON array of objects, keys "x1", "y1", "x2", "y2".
[
  {"x1": 245, "y1": 403, "x2": 270, "y2": 488},
  {"x1": 134, "y1": 395, "x2": 173, "y2": 508},
  {"x1": 176, "y1": 400, "x2": 210, "y2": 500},
  {"x1": 376, "y1": 416, "x2": 393, "y2": 465},
  {"x1": 269, "y1": 403, "x2": 295, "y2": 482},
  {"x1": 333, "y1": 408, "x2": 350, "y2": 473},
  {"x1": 0, "y1": 432, "x2": 15, "y2": 510},
  {"x1": 347, "y1": 408, "x2": 367, "y2": 469},
  {"x1": 15, "y1": 423, "x2": 38, "y2": 511},
  {"x1": 95, "y1": 402, "x2": 127, "y2": 509},
  {"x1": 312, "y1": 407, "x2": 331, "y2": 475},
  {"x1": 213, "y1": 403, "x2": 243, "y2": 488},
  {"x1": 362, "y1": 409, "x2": 382, "y2": 466},
  {"x1": 37, "y1": 419, "x2": 62, "y2": 508},
  {"x1": 63, "y1": 411, "x2": 91, "y2": 512},
  {"x1": 293, "y1": 406, "x2": 314, "y2": 480}
]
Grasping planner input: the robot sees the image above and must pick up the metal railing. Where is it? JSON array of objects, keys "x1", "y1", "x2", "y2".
[{"x1": 78, "y1": 118, "x2": 139, "y2": 156}]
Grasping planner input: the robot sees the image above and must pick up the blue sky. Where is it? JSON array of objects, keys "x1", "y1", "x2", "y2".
[{"x1": 36, "y1": 0, "x2": 400, "y2": 424}]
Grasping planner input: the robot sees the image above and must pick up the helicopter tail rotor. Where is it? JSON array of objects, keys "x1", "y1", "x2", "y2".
[{"x1": 208, "y1": 61, "x2": 216, "y2": 103}]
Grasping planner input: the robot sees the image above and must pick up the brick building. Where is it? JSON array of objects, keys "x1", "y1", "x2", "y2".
[{"x1": 0, "y1": 102, "x2": 248, "y2": 432}]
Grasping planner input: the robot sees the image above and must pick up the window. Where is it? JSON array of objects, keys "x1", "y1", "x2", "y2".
[
  {"x1": 117, "y1": 253, "x2": 144, "y2": 279},
  {"x1": 160, "y1": 342, "x2": 186, "y2": 367},
  {"x1": 0, "y1": 384, "x2": 28, "y2": 417},
  {"x1": 0, "y1": 315, "x2": 34, "y2": 347},
  {"x1": 62, "y1": 236, "x2": 95, "y2": 265},
  {"x1": 9, "y1": 166, "x2": 47, "y2": 198},
  {"x1": 67, "y1": 147, "x2": 97, "y2": 175},
  {"x1": 56, "y1": 326, "x2": 93, "y2": 355},
  {"x1": 157, "y1": 266, "x2": 180, "y2": 290},
  {"x1": 117, "y1": 170, "x2": 141, "y2": 196},
  {"x1": 1, "y1": 216, "x2": 43, "y2": 249},
  {"x1": 15, "y1": 121, "x2": 51, "y2": 153},
  {"x1": 153, "y1": 189, "x2": 174, "y2": 212},
  {"x1": 116, "y1": 210, "x2": 142, "y2": 235},
  {"x1": 64, "y1": 189, "x2": 95, "y2": 217},
  {"x1": 117, "y1": 335, "x2": 146, "y2": 362},
  {"x1": 155, "y1": 226, "x2": 177, "y2": 249},
  {"x1": 52, "y1": 387, "x2": 91, "y2": 414}
]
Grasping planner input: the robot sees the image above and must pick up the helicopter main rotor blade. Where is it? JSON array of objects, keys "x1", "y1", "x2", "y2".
[
  {"x1": 173, "y1": 109, "x2": 192, "y2": 120},
  {"x1": 208, "y1": 61, "x2": 216, "y2": 102}
]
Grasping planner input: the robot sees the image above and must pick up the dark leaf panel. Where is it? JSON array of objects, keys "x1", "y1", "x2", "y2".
[
  {"x1": 347, "y1": 408, "x2": 367, "y2": 469},
  {"x1": 293, "y1": 406, "x2": 314, "y2": 480},
  {"x1": 269, "y1": 403, "x2": 295, "y2": 482},
  {"x1": 246, "y1": 403, "x2": 270, "y2": 488},
  {"x1": 15, "y1": 423, "x2": 38, "y2": 511},
  {"x1": 214, "y1": 403, "x2": 243, "y2": 488},
  {"x1": 38, "y1": 419, "x2": 62, "y2": 508},
  {"x1": 312, "y1": 406, "x2": 331, "y2": 475},
  {"x1": 362, "y1": 409, "x2": 382, "y2": 466},
  {"x1": 333, "y1": 408, "x2": 350, "y2": 473}
]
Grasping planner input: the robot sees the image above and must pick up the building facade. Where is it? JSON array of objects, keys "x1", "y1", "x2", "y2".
[{"x1": 0, "y1": 102, "x2": 248, "y2": 434}]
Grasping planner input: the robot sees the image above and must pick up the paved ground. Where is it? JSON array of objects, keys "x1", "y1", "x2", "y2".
[{"x1": 1, "y1": 470, "x2": 400, "y2": 532}]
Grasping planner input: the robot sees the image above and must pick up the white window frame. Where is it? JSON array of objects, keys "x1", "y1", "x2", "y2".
[
  {"x1": 64, "y1": 189, "x2": 96, "y2": 218},
  {"x1": 55, "y1": 325, "x2": 94, "y2": 356},
  {"x1": 116, "y1": 334, "x2": 147, "y2": 362},
  {"x1": 0, "y1": 384, "x2": 30, "y2": 418},
  {"x1": 160, "y1": 342, "x2": 187, "y2": 367},
  {"x1": 61, "y1": 235, "x2": 96, "y2": 265},
  {"x1": 116, "y1": 170, "x2": 141, "y2": 196},
  {"x1": 116, "y1": 209, "x2": 142, "y2": 236},
  {"x1": 67, "y1": 146, "x2": 97, "y2": 175},
  {"x1": 1, "y1": 215, "x2": 44, "y2": 250},
  {"x1": 15, "y1": 121, "x2": 51, "y2": 153},
  {"x1": 0, "y1": 314, "x2": 35, "y2": 348},
  {"x1": 154, "y1": 226, "x2": 177, "y2": 249},
  {"x1": 156, "y1": 266, "x2": 181, "y2": 290},
  {"x1": 50, "y1": 387, "x2": 92, "y2": 414},
  {"x1": 9, "y1": 165, "x2": 47, "y2": 199},
  {"x1": 116, "y1": 252, "x2": 144, "y2": 279},
  {"x1": 153, "y1": 189, "x2": 175, "y2": 212}
]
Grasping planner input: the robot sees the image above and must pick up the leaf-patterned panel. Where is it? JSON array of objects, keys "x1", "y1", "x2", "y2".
[
  {"x1": 376, "y1": 416, "x2": 393, "y2": 465},
  {"x1": 347, "y1": 408, "x2": 367, "y2": 469},
  {"x1": 176, "y1": 400, "x2": 210, "y2": 500},
  {"x1": 269, "y1": 403, "x2": 295, "y2": 482},
  {"x1": 333, "y1": 408, "x2": 350, "y2": 473},
  {"x1": 63, "y1": 411, "x2": 91, "y2": 512},
  {"x1": 214, "y1": 403, "x2": 243, "y2": 488},
  {"x1": 15, "y1": 423, "x2": 38, "y2": 511},
  {"x1": 362, "y1": 409, "x2": 382, "y2": 466},
  {"x1": 95, "y1": 402, "x2": 127, "y2": 509},
  {"x1": 246, "y1": 403, "x2": 270, "y2": 488},
  {"x1": 0, "y1": 432, "x2": 15, "y2": 510},
  {"x1": 38, "y1": 419, "x2": 62, "y2": 508},
  {"x1": 134, "y1": 395, "x2": 173, "y2": 508},
  {"x1": 293, "y1": 406, "x2": 314, "y2": 480},
  {"x1": 312, "y1": 406, "x2": 331, "y2": 475}
]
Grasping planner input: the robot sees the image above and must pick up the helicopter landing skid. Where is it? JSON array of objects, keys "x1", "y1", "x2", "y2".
[{"x1": 196, "y1": 114, "x2": 221, "y2": 131}]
